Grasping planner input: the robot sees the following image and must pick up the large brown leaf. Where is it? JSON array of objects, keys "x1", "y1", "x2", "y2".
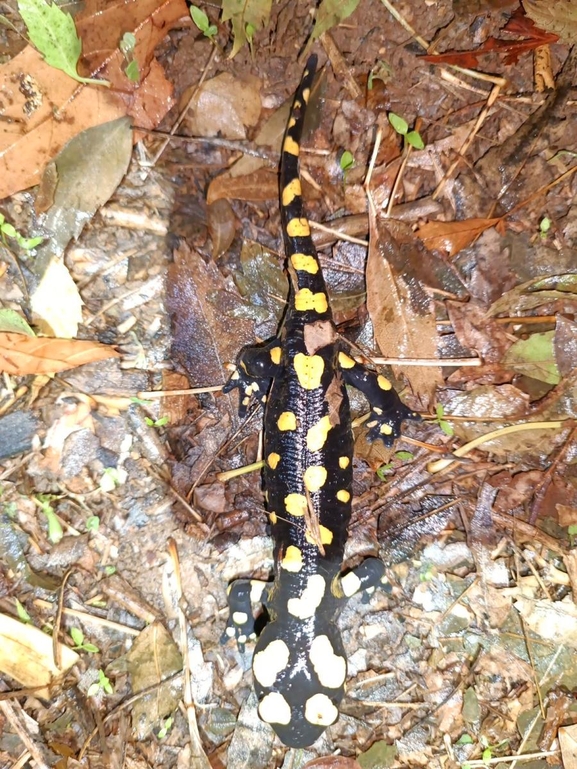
[
  {"x1": 0, "y1": 333, "x2": 119, "y2": 374},
  {"x1": 416, "y1": 218, "x2": 503, "y2": 258},
  {"x1": 366, "y1": 213, "x2": 441, "y2": 406}
]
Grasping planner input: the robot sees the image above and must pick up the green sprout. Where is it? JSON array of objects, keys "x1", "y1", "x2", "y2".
[
  {"x1": 0, "y1": 213, "x2": 43, "y2": 250},
  {"x1": 87, "y1": 669, "x2": 113, "y2": 697},
  {"x1": 70, "y1": 627, "x2": 100, "y2": 654},
  {"x1": 434, "y1": 404, "x2": 454, "y2": 436},
  {"x1": 35, "y1": 494, "x2": 63, "y2": 544},
  {"x1": 119, "y1": 32, "x2": 139, "y2": 82},
  {"x1": 388, "y1": 112, "x2": 425, "y2": 150},
  {"x1": 145, "y1": 416, "x2": 169, "y2": 428},
  {"x1": 190, "y1": 5, "x2": 217, "y2": 39}
]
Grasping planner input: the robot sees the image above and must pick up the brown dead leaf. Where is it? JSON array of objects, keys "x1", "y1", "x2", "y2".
[
  {"x1": 0, "y1": 333, "x2": 119, "y2": 375},
  {"x1": 559, "y1": 724, "x2": 577, "y2": 769},
  {"x1": 42, "y1": 394, "x2": 95, "y2": 473},
  {"x1": 207, "y1": 199, "x2": 237, "y2": 258},
  {"x1": 207, "y1": 168, "x2": 278, "y2": 205},
  {"x1": 416, "y1": 218, "x2": 502, "y2": 257},
  {"x1": 366, "y1": 213, "x2": 441, "y2": 406},
  {"x1": 0, "y1": 0, "x2": 187, "y2": 198}
]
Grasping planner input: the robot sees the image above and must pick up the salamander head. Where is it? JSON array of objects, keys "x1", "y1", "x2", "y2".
[{"x1": 252, "y1": 619, "x2": 347, "y2": 748}]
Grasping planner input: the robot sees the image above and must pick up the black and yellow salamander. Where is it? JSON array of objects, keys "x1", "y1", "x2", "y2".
[{"x1": 222, "y1": 54, "x2": 419, "y2": 748}]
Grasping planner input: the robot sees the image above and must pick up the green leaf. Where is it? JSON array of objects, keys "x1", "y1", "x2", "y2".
[
  {"x1": 87, "y1": 682, "x2": 100, "y2": 697},
  {"x1": 0, "y1": 309, "x2": 35, "y2": 335},
  {"x1": 569, "y1": 524, "x2": 577, "y2": 535},
  {"x1": 395, "y1": 450, "x2": 413, "y2": 461},
  {"x1": 1, "y1": 222, "x2": 17, "y2": 238},
  {"x1": 119, "y1": 31, "x2": 136, "y2": 55},
  {"x1": 340, "y1": 150, "x2": 354, "y2": 172},
  {"x1": 503, "y1": 331, "x2": 560, "y2": 385},
  {"x1": 406, "y1": 129, "x2": 425, "y2": 149},
  {"x1": 17, "y1": 235, "x2": 44, "y2": 250},
  {"x1": 223, "y1": 0, "x2": 272, "y2": 58},
  {"x1": 388, "y1": 112, "x2": 408, "y2": 135},
  {"x1": 539, "y1": 216, "x2": 551, "y2": 236},
  {"x1": 86, "y1": 515, "x2": 100, "y2": 531},
  {"x1": 456, "y1": 734, "x2": 474, "y2": 745},
  {"x1": 124, "y1": 59, "x2": 140, "y2": 82},
  {"x1": 190, "y1": 5, "x2": 210, "y2": 32},
  {"x1": 18, "y1": 0, "x2": 109, "y2": 86},
  {"x1": 15, "y1": 598, "x2": 31, "y2": 622},
  {"x1": 70, "y1": 627, "x2": 84, "y2": 646},
  {"x1": 83, "y1": 642, "x2": 100, "y2": 653},
  {"x1": 36, "y1": 495, "x2": 63, "y2": 544},
  {"x1": 439, "y1": 419, "x2": 454, "y2": 436},
  {"x1": 377, "y1": 463, "x2": 393, "y2": 480},
  {"x1": 311, "y1": 0, "x2": 361, "y2": 41},
  {"x1": 482, "y1": 747, "x2": 492, "y2": 763}
]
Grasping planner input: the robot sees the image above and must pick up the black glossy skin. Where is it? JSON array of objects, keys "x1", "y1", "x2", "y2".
[{"x1": 223, "y1": 55, "x2": 419, "y2": 748}]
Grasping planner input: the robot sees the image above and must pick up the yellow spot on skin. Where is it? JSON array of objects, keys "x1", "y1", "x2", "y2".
[
  {"x1": 306, "y1": 416, "x2": 332, "y2": 452},
  {"x1": 253, "y1": 639, "x2": 290, "y2": 688},
  {"x1": 286, "y1": 217, "x2": 311, "y2": 238},
  {"x1": 380, "y1": 424, "x2": 393, "y2": 435},
  {"x1": 277, "y1": 411, "x2": 297, "y2": 431},
  {"x1": 231, "y1": 370, "x2": 240, "y2": 380},
  {"x1": 282, "y1": 177, "x2": 302, "y2": 206},
  {"x1": 250, "y1": 580, "x2": 267, "y2": 603},
  {"x1": 281, "y1": 545, "x2": 303, "y2": 572},
  {"x1": 294, "y1": 352, "x2": 324, "y2": 390},
  {"x1": 303, "y1": 465, "x2": 327, "y2": 492},
  {"x1": 339, "y1": 456, "x2": 350, "y2": 469},
  {"x1": 285, "y1": 493, "x2": 307, "y2": 517},
  {"x1": 309, "y1": 635, "x2": 346, "y2": 689},
  {"x1": 232, "y1": 611, "x2": 248, "y2": 625},
  {"x1": 290, "y1": 253, "x2": 319, "y2": 274},
  {"x1": 341, "y1": 571, "x2": 362, "y2": 597},
  {"x1": 288, "y1": 116, "x2": 296, "y2": 128},
  {"x1": 294, "y1": 100, "x2": 301, "y2": 110},
  {"x1": 295, "y1": 288, "x2": 328, "y2": 314},
  {"x1": 283, "y1": 135, "x2": 299, "y2": 156},
  {"x1": 268, "y1": 452, "x2": 281, "y2": 469},
  {"x1": 270, "y1": 346, "x2": 282, "y2": 364},
  {"x1": 269, "y1": 511, "x2": 278, "y2": 525},
  {"x1": 287, "y1": 574, "x2": 326, "y2": 619},
  {"x1": 338, "y1": 351, "x2": 356, "y2": 369},
  {"x1": 378, "y1": 374, "x2": 392, "y2": 390},
  {"x1": 304, "y1": 693, "x2": 339, "y2": 726},
  {"x1": 305, "y1": 525, "x2": 333, "y2": 546},
  {"x1": 302, "y1": 87, "x2": 310, "y2": 103},
  {"x1": 258, "y1": 692, "x2": 292, "y2": 725},
  {"x1": 336, "y1": 489, "x2": 350, "y2": 503}
]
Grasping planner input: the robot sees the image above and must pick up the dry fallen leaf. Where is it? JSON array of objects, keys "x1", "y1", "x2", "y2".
[
  {"x1": 185, "y1": 72, "x2": 261, "y2": 140},
  {"x1": 0, "y1": 332, "x2": 119, "y2": 375},
  {"x1": 523, "y1": 0, "x2": 577, "y2": 43},
  {"x1": 559, "y1": 724, "x2": 577, "y2": 769},
  {"x1": 0, "y1": 0, "x2": 187, "y2": 197},
  {"x1": 416, "y1": 218, "x2": 503, "y2": 257},
  {"x1": 0, "y1": 613, "x2": 79, "y2": 697},
  {"x1": 207, "y1": 168, "x2": 278, "y2": 205}
]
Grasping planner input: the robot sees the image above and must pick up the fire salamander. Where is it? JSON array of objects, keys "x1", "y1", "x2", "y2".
[{"x1": 222, "y1": 55, "x2": 419, "y2": 748}]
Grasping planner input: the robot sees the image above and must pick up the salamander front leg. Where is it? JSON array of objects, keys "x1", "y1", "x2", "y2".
[
  {"x1": 223, "y1": 339, "x2": 283, "y2": 417},
  {"x1": 221, "y1": 579, "x2": 269, "y2": 652},
  {"x1": 338, "y1": 352, "x2": 420, "y2": 446}
]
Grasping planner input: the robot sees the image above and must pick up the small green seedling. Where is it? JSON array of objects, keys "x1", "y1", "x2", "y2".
[
  {"x1": 0, "y1": 213, "x2": 43, "y2": 250},
  {"x1": 245, "y1": 22, "x2": 256, "y2": 56},
  {"x1": 119, "y1": 32, "x2": 139, "y2": 82},
  {"x1": 434, "y1": 404, "x2": 454, "y2": 436},
  {"x1": 340, "y1": 150, "x2": 354, "y2": 173},
  {"x1": 99, "y1": 467, "x2": 127, "y2": 492},
  {"x1": 539, "y1": 216, "x2": 551, "y2": 239},
  {"x1": 15, "y1": 599, "x2": 31, "y2": 623},
  {"x1": 87, "y1": 669, "x2": 114, "y2": 697},
  {"x1": 35, "y1": 494, "x2": 63, "y2": 544},
  {"x1": 157, "y1": 716, "x2": 174, "y2": 739},
  {"x1": 367, "y1": 60, "x2": 393, "y2": 89},
  {"x1": 70, "y1": 627, "x2": 100, "y2": 654},
  {"x1": 104, "y1": 565, "x2": 117, "y2": 576},
  {"x1": 145, "y1": 416, "x2": 169, "y2": 428},
  {"x1": 568, "y1": 524, "x2": 577, "y2": 547},
  {"x1": 377, "y1": 450, "x2": 415, "y2": 479},
  {"x1": 388, "y1": 112, "x2": 425, "y2": 150},
  {"x1": 456, "y1": 734, "x2": 474, "y2": 746},
  {"x1": 190, "y1": 5, "x2": 217, "y2": 39},
  {"x1": 85, "y1": 515, "x2": 100, "y2": 532}
]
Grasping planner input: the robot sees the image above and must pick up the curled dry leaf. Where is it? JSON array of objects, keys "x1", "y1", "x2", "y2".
[
  {"x1": 207, "y1": 168, "x2": 278, "y2": 205},
  {"x1": 416, "y1": 218, "x2": 503, "y2": 258},
  {"x1": 0, "y1": 332, "x2": 119, "y2": 375},
  {"x1": 185, "y1": 73, "x2": 261, "y2": 140},
  {"x1": 0, "y1": 613, "x2": 79, "y2": 698}
]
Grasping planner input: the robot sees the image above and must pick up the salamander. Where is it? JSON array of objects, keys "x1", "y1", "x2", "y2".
[{"x1": 222, "y1": 54, "x2": 419, "y2": 748}]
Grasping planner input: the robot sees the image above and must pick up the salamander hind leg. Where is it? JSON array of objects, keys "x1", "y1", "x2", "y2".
[
  {"x1": 221, "y1": 579, "x2": 269, "y2": 652},
  {"x1": 338, "y1": 352, "x2": 420, "y2": 446},
  {"x1": 338, "y1": 557, "x2": 387, "y2": 604}
]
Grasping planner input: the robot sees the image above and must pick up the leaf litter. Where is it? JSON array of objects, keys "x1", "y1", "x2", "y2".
[{"x1": 1, "y1": 1, "x2": 577, "y2": 768}]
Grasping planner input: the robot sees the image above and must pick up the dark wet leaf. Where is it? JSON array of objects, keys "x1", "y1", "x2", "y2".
[
  {"x1": 207, "y1": 199, "x2": 236, "y2": 258},
  {"x1": 125, "y1": 622, "x2": 183, "y2": 740},
  {"x1": 366, "y1": 213, "x2": 441, "y2": 405}
]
